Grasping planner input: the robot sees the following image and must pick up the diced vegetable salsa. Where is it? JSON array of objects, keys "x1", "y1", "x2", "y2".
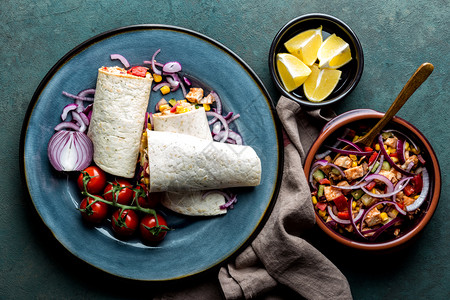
[{"x1": 309, "y1": 124, "x2": 429, "y2": 242}]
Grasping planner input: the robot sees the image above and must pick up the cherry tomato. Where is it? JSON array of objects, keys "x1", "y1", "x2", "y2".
[
  {"x1": 134, "y1": 184, "x2": 162, "y2": 208},
  {"x1": 139, "y1": 213, "x2": 169, "y2": 243},
  {"x1": 77, "y1": 166, "x2": 107, "y2": 195},
  {"x1": 103, "y1": 179, "x2": 133, "y2": 205},
  {"x1": 79, "y1": 196, "x2": 108, "y2": 224},
  {"x1": 111, "y1": 209, "x2": 139, "y2": 238}
]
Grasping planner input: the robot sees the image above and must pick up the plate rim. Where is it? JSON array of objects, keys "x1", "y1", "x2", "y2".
[{"x1": 19, "y1": 24, "x2": 284, "y2": 281}]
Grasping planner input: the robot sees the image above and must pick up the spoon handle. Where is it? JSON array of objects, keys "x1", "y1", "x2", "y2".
[{"x1": 359, "y1": 62, "x2": 434, "y2": 145}]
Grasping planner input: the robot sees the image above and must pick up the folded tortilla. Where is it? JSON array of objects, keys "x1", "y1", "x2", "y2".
[
  {"x1": 153, "y1": 107, "x2": 212, "y2": 141},
  {"x1": 88, "y1": 67, "x2": 153, "y2": 178},
  {"x1": 147, "y1": 130, "x2": 261, "y2": 193},
  {"x1": 153, "y1": 107, "x2": 225, "y2": 216}
]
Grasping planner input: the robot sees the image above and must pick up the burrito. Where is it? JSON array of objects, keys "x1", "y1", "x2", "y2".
[
  {"x1": 152, "y1": 106, "x2": 224, "y2": 216},
  {"x1": 88, "y1": 66, "x2": 153, "y2": 178},
  {"x1": 146, "y1": 130, "x2": 262, "y2": 192}
]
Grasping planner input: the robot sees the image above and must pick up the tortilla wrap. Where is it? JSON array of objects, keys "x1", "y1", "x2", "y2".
[
  {"x1": 147, "y1": 130, "x2": 261, "y2": 193},
  {"x1": 153, "y1": 107, "x2": 212, "y2": 141},
  {"x1": 153, "y1": 107, "x2": 226, "y2": 216},
  {"x1": 88, "y1": 67, "x2": 153, "y2": 178}
]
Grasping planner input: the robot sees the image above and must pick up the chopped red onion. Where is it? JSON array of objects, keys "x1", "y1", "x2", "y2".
[
  {"x1": 110, "y1": 54, "x2": 130, "y2": 68},
  {"x1": 151, "y1": 49, "x2": 162, "y2": 75},
  {"x1": 183, "y1": 76, "x2": 192, "y2": 86},
  {"x1": 61, "y1": 103, "x2": 78, "y2": 121},
  {"x1": 206, "y1": 111, "x2": 229, "y2": 143},
  {"x1": 162, "y1": 61, "x2": 182, "y2": 73}
]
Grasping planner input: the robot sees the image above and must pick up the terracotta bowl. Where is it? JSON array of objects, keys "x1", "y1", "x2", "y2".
[{"x1": 303, "y1": 109, "x2": 441, "y2": 250}]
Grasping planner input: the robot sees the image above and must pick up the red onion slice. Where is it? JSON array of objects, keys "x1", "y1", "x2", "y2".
[
  {"x1": 151, "y1": 49, "x2": 162, "y2": 75},
  {"x1": 327, "y1": 205, "x2": 364, "y2": 225},
  {"x1": 206, "y1": 111, "x2": 229, "y2": 143},
  {"x1": 61, "y1": 103, "x2": 78, "y2": 121},
  {"x1": 336, "y1": 138, "x2": 363, "y2": 152},
  {"x1": 62, "y1": 91, "x2": 94, "y2": 102},
  {"x1": 162, "y1": 61, "x2": 182, "y2": 73},
  {"x1": 152, "y1": 82, "x2": 171, "y2": 92},
  {"x1": 325, "y1": 146, "x2": 373, "y2": 156},
  {"x1": 110, "y1": 54, "x2": 130, "y2": 68},
  {"x1": 54, "y1": 121, "x2": 81, "y2": 131},
  {"x1": 47, "y1": 130, "x2": 93, "y2": 171},
  {"x1": 378, "y1": 134, "x2": 414, "y2": 176},
  {"x1": 406, "y1": 168, "x2": 429, "y2": 212},
  {"x1": 71, "y1": 111, "x2": 87, "y2": 133}
]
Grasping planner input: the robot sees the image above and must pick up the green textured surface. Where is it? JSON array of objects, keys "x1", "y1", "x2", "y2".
[{"x1": 1, "y1": 0, "x2": 448, "y2": 299}]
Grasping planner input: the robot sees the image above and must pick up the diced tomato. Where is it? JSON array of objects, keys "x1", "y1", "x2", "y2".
[
  {"x1": 396, "y1": 202, "x2": 405, "y2": 210},
  {"x1": 170, "y1": 103, "x2": 179, "y2": 113},
  {"x1": 389, "y1": 152, "x2": 398, "y2": 157},
  {"x1": 365, "y1": 181, "x2": 376, "y2": 191},
  {"x1": 364, "y1": 146, "x2": 373, "y2": 152},
  {"x1": 338, "y1": 211, "x2": 350, "y2": 220},
  {"x1": 412, "y1": 174, "x2": 423, "y2": 193},
  {"x1": 403, "y1": 184, "x2": 415, "y2": 196},
  {"x1": 368, "y1": 151, "x2": 378, "y2": 165},
  {"x1": 127, "y1": 66, "x2": 148, "y2": 77},
  {"x1": 318, "y1": 178, "x2": 331, "y2": 185},
  {"x1": 332, "y1": 195, "x2": 348, "y2": 212},
  {"x1": 316, "y1": 202, "x2": 327, "y2": 211}
]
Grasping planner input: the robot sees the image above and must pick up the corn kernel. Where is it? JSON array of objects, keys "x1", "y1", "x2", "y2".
[
  {"x1": 384, "y1": 144, "x2": 388, "y2": 149},
  {"x1": 414, "y1": 195, "x2": 420, "y2": 199},
  {"x1": 312, "y1": 196, "x2": 318, "y2": 205},
  {"x1": 377, "y1": 204, "x2": 383, "y2": 209},
  {"x1": 318, "y1": 210, "x2": 327, "y2": 218},
  {"x1": 160, "y1": 85, "x2": 170, "y2": 95},
  {"x1": 159, "y1": 104, "x2": 170, "y2": 111},
  {"x1": 385, "y1": 148, "x2": 391, "y2": 155},
  {"x1": 203, "y1": 104, "x2": 210, "y2": 111},
  {"x1": 176, "y1": 106, "x2": 188, "y2": 114},
  {"x1": 391, "y1": 157, "x2": 399, "y2": 163},
  {"x1": 352, "y1": 201, "x2": 357, "y2": 209},
  {"x1": 389, "y1": 147, "x2": 396, "y2": 153},
  {"x1": 380, "y1": 212, "x2": 388, "y2": 222},
  {"x1": 352, "y1": 135, "x2": 360, "y2": 142},
  {"x1": 153, "y1": 73, "x2": 162, "y2": 82},
  {"x1": 375, "y1": 144, "x2": 381, "y2": 151},
  {"x1": 405, "y1": 141, "x2": 410, "y2": 151},
  {"x1": 352, "y1": 161, "x2": 358, "y2": 167},
  {"x1": 349, "y1": 154, "x2": 357, "y2": 161}
]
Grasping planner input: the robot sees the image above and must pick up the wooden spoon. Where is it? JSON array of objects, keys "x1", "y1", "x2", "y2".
[{"x1": 354, "y1": 62, "x2": 434, "y2": 146}]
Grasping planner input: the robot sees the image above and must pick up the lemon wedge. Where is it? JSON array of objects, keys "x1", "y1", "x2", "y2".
[
  {"x1": 317, "y1": 34, "x2": 352, "y2": 69},
  {"x1": 276, "y1": 53, "x2": 311, "y2": 92},
  {"x1": 303, "y1": 64, "x2": 342, "y2": 102},
  {"x1": 284, "y1": 26, "x2": 323, "y2": 66}
]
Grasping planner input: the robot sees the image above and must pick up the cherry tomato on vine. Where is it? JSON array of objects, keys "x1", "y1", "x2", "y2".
[
  {"x1": 134, "y1": 184, "x2": 162, "y2": 208},
  {"x1": 79, "y1": 196, "x2": 108, "y2": 224},
  {"x1": 111, "y1": 209, "x2": 139, "y2": 238},
  {"x1": 103, "y1": 179, "x2": 133, "y2": 205},
  {"x1": 139, "y1": 213, "x2": 169, "y2": 243},
  {"x1": 77, "y1": 166, "x2": 107, "y2": 195}
]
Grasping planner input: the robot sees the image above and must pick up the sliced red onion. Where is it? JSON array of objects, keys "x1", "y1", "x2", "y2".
[
  {"x1": 378, "y1": 135, "x2": 414, "y2": 176},
  {"x1": 349, "y1": 198, "x2": 367, "y2": 239},
  {"x1": 79, "y1": 112, "x2": 90, "y2": 126},
  {"x1": 337, "y1": 138, "x2": 363, "y2": 152},
  {"x1": 228, "y1": 130, "x2": 243, "y2": 145},
  {"x1": 151, "y1": 49, "x2": 162, "y2": 75},
  {"x1": 183, "y1": 76, "x2": 192, "y2": 86},
  {"x1": 54, "y1": 121, "x2": 81, "y2": 131},
  {"x1": 206, "y1": 111, "x2": 229, "y2": 142},
  {"x1": 62, "y1": 91, "x2": 94, "y2": 102},
  {"x1": 83, "y1": 104, "x2": 93, "y2": 122},
  {"x1": 396, "y1": 139, "x2": 406, "y2": 164},
  {"x1": 325, "y1": 146, "x2": 373, "y2": 156},
  {"x1": 48, "y1": 130, "x2": 93, "y2": 172},
  {"x1": 210, "y1": 91, "x2": 222, "y2": 115},
  {"x1": 71, "y1": 111, "x2": 87, "y2": 133},
  {"x1": 152, "y1": 82, "x2": 171, "y2": 92},
  {"x1": 315, "y1": 128, "x2": 350, "y2": 160},
  {"x1": 202, "y1": 190, "x2": 237, "y2": 209},
  {"x1": 417, "y1": 154, "x2": 426, "y2": 165},
  {"x1": 110, "y1": 54, "x2": 130, "y2": 68},
  {"x1": 383, "y1": 129, "x2": 419, "y2": 152},
  {"x1": 311, "y1": 159, "x2": 346, "y2": 178},
  {"x1": 76, "y1": 89, "x2": 95, "y2": 112},
  {"x1": 369, "y1": 216, "x2": 402, "y2": 241},
  {"x1": 327, "y1": 205, "x2": 364, "y2": 225},
  {"x1": 61, "y1": 103, "x2": 78, "y2": 121},
  {"x1": 364, "y1": 174, "x2": 395, "y2": 193},
  {"x1": 406, "y1": 168, "x2": 429, "y2": 212},
  {"x1": 166, "y1": 76, "x2": 180, "y2": 91},
  {"x1": 162, "y1": 61, "x2": 182, "y2": 73}
]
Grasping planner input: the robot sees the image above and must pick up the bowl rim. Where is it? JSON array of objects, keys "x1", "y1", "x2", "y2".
[
  {"x1": 269, "y1": 13, "x2": 364, "y2": 108},
  {"x1": 304, "y1": 109, "x2": 441, "y2": 250}
]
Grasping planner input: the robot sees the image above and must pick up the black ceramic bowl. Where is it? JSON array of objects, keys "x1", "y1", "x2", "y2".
[{"x1": 269, "y1": 13, "x2": 364, "y2": 108}]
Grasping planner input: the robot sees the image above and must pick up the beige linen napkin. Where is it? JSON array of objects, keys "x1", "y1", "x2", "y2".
[{"x1": 156, "y1": 96, "x2": 352, "y2": 299}]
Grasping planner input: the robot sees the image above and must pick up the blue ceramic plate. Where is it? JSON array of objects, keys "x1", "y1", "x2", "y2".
[{"x1": 20, "y1": 25, "x2": 282, "y2": 281}]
